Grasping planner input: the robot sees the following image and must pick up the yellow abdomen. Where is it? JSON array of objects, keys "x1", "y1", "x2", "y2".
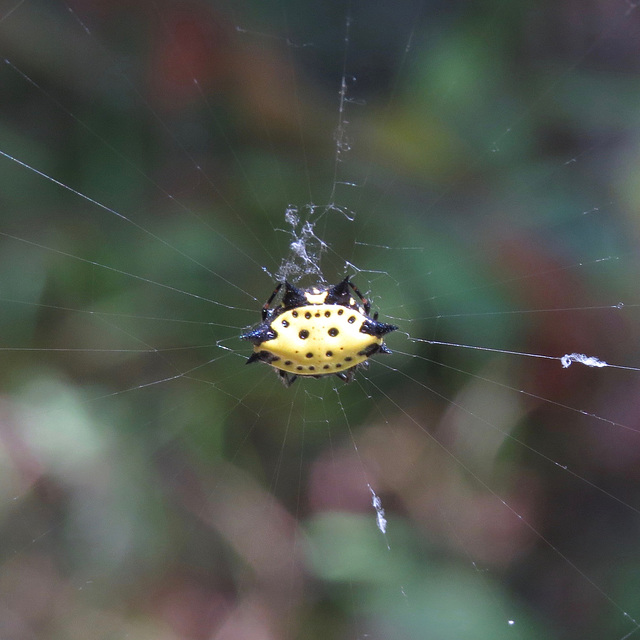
[{"x1": 256, "y1": 304, "x2": 381, "y2": 376}]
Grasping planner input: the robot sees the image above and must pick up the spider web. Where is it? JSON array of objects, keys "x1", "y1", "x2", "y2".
[{"x1": 1, "y1": 1, "x2": 640, "y2": 639}]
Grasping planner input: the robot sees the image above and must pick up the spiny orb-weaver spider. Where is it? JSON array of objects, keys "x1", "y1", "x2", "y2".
[{"x1": 240, "y1": 277, "x2": 397, "y2": 387}]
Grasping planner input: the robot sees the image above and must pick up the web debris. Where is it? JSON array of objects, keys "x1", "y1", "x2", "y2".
[
  {"x1": 276, "y1": 205, "x2": 327, "y2": 283},
  {"x1": 561, "y1": 353, "x2": 608, "y2": 369},
  {"x1": 368, "y1": 483, "x2": 389, "y2": 543},
  {"x1": 274, "y1": 17, "x2": 361, "y2": 288}
]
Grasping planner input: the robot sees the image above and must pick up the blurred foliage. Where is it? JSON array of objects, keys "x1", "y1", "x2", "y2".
[{"x1": 1, "y1": 0, "x2": 640, "y2": 639}]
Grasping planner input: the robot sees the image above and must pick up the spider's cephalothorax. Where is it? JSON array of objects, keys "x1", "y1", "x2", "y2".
[{"x1": 240, "y1": 277, "x2": 397, "y2": 387}]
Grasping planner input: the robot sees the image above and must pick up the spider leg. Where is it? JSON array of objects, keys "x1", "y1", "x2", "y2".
[
  {"x1": 262, "y1": 282, "x2": 284, "y2": 321},
  {"x1": 276, "y1": 370, "x2": 298, "y2": 387},
  {"x1": 335, "y1": 369, "x2": 356, "y2": 384},
  {"x1": 347, "y1": 279, "x2": 370, "y2": 315},
  {"x1": 245, "y1": 349, "x2": 280, "y2": 365}
]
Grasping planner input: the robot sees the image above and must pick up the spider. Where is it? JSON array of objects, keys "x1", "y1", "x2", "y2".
[{"x1": 240, "y1": 277, "x2": 397, "y2": 387}]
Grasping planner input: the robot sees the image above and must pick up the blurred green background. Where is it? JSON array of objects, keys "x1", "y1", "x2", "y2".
[{"x1": 1, "y1": 0, "x2": 640, "y2": 638}]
